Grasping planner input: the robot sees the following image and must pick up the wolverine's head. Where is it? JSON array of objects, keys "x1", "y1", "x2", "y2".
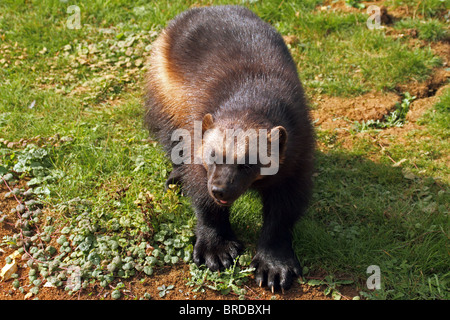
[{"x1": 200, "y1": 113, "x2": 287, "y2": 206}]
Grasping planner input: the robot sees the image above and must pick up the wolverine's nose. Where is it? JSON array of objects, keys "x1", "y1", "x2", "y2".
[
  {"x1": 210, "y1": 182, "x2": 234, "y2": 205},
  {"x1": 211, "y1": 185, "x2": 225, "y2": 200}
]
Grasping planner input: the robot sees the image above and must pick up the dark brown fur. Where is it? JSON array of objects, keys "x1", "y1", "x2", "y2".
[{"x1": 144, "y1": 5, "x2": 314, "y2": 291}]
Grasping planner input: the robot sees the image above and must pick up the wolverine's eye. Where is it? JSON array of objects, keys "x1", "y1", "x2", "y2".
[{"x1": 210, "y1": 149, "x2": 216, "y2": 158}]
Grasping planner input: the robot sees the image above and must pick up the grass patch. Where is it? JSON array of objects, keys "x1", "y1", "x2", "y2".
[
  {"x1": 296, "y1": 150, "x2": 449, "y2": 299},
  {"x1": 387, "y1": 0, "x2": 450, "y2": 18},
  {"x1": 288, "y1": 11, "x2": 441, "y2": 95},
  {"x1": 395, "y1": 18, "x2": 448, "y2": 41},
  {"x1": 388, "y1": 87, "x2": 450, "y2": 182}
]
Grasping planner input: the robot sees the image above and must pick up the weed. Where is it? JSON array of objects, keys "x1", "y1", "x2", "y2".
[
  {"x1": 353, "y1": 92, "x2": 416, "y2": 132},
  {"x1": 301, "y1": 274, "x2": 356, "y2": 300},
  {"x1": 1, "y1": 143, "x2": 194, "y2": 297},
  {"x1": 345, "y1": 0, "x2": 366, "y2": 9},
  {"x1": 187, "y1": 255, "x2": 255, "y2": 298},
  {"x1": 157, "y1": 284, "x2": 174, "y2": 298}
]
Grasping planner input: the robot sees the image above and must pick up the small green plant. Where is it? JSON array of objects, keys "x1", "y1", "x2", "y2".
[
  {"x1": 142, "y1": 292, "x2": 152, "y2": 300},
  {"x1": 301, "y1": 275, "x2": 355, "y2": 300},
  {"x1": 157, "y1": 284, "x2": 174, "y2": 298},
  {"x1": 111, "y1": 289, "x2": 121, "y2": 300},
  {"x1": 0, "y1": 143, "x2": 195, "y2": 298},
  {"x1": 353, "y1": 92, "x2": 416, "y2": 132},
  {"x1": 345, "y1": 0, "x2": 366, "y2": 9},
  {"x1": 187, "y1": 255, "x2": 255, "y2": 298}
]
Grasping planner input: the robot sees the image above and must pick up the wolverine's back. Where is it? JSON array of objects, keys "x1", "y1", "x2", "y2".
[{"x1": 144, "y1": 5, "x2": 304, "y2": 149}]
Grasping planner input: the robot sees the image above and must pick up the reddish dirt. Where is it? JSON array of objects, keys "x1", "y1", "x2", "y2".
[
  {"x1": 320, "y1": 0, "x2": 447, "y2": 21},
  {"x1": 311, "y1": 82, "x2": 449, "y2": 152},
  {"x1": 396, "y1": 57, "x2": 449, "y2": 99},
  {"x1": 311, "y1": 91, "x2": 401, "y2": 130}
]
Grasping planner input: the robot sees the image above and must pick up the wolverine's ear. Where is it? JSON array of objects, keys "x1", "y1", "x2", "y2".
[
  {"x1": 268, "y1": 126, "x2": 288, "y2": 155},
  {"x1": 202, "y1": 113, "x2": 214, "y2": 134}
]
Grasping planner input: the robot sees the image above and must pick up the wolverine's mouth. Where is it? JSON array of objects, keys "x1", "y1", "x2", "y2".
[
  {"x1": 207, "y1": 183, "x2": 237, "y2": 207},
  {"x1": 210, "y1": 195, "x2": 234, "y2": 207},
  {"x1": 213, "y1": 198, "x2": 233, "y2": 207}
]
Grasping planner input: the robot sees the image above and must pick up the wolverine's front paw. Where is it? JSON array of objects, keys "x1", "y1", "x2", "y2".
[
  {"x1": 193, "y1": 235, "x2": 242, "y2": 271},
  {"x1": 250, "y1": 249, "x2": 302, "y2": 292}
]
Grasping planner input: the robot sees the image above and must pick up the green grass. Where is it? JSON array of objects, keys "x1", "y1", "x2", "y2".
[
  {"x1": 295, "y1": 150, "x2": 449, "y2": 299},
  {"x1": 387, "y1": 0, "x2": 450, "y2": 18},
  {"x1": 0, "y1": 0, "x2": 448, "y2": 300},
  {"x1": 395, "y1": 18, "x2": 448, "y2": 41},
  {"x1": 389, "y1": 88, "x2": 450, "y2": 182}
]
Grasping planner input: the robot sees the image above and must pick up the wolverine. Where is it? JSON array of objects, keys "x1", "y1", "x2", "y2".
[{"x1": 144, "y1": 5, "x2": 314, "y2": 292}]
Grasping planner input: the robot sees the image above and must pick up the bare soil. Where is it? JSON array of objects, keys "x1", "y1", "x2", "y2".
[{"x1": 311, "y1": 91, "x2": 401, "y2": 130}]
